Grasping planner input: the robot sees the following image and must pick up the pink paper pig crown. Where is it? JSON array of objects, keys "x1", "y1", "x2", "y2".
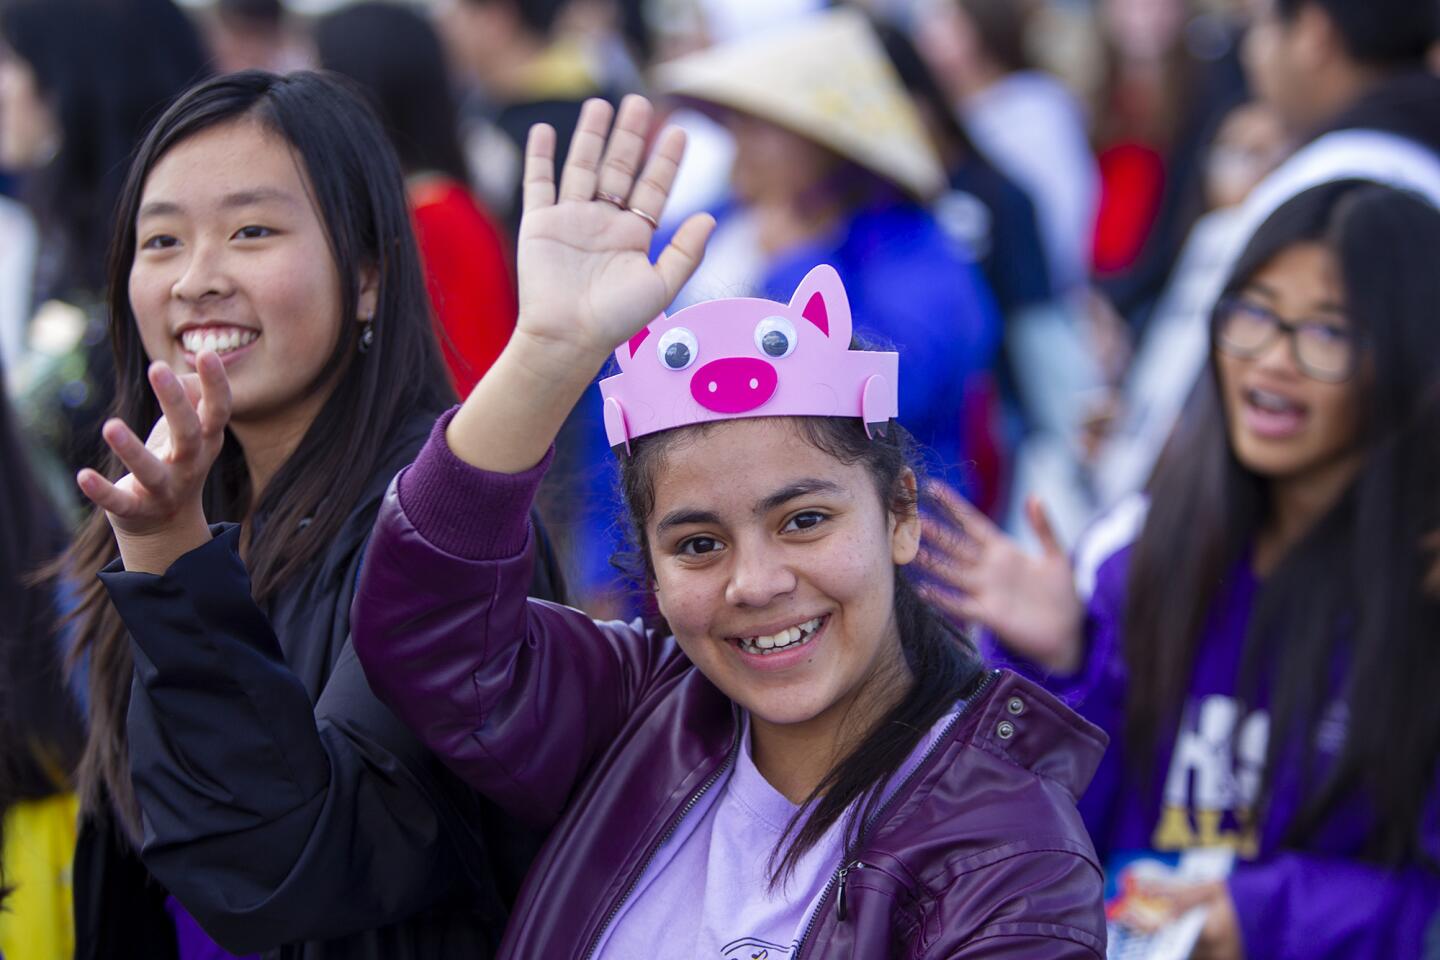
[{"x1": 599, "y1": 264, "x2": 899, "y2": 454}]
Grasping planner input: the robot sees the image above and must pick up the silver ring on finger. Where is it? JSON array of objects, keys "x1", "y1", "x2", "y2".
[
  {"x1": 627, "y1": 206, "x2": 659, "y2": 229},
  {"x1": 595, "y1": 190, "x2": 628, "y2": 209}
]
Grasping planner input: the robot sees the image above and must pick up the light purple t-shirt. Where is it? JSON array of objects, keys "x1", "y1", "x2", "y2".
[{"x1": 595, "y1": 703, "x2": 963, "y2": 960}]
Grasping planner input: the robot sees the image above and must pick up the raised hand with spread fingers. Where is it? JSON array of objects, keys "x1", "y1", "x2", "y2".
[
  {"x1": 915, "y1": 482, "x2": 1084, "y2": 673},
  {"x1": 75, "y1": 351, "x2": 231, "y2": 574},
  {"x1": 447, "y1": 95, "x2": 715, "y2": 474}
]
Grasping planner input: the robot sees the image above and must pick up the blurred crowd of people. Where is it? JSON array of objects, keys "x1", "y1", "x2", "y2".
[{"x1": 1, "y1": 0, "x2": 1439, "y2": 957}]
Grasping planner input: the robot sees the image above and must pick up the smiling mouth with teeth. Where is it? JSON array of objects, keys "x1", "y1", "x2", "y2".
[
  {"x1": 734, "y1": 616, "x2": 827, "y2": 656},
  {"x1": 180, "y1": 327, "x2": 260, "y2": 356}
]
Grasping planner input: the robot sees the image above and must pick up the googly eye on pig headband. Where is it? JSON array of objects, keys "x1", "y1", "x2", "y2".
[{"x1": 599, "y1": 264, "x2": 899, "y2": 455}]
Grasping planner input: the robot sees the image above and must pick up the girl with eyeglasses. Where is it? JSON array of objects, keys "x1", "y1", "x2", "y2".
[{"x1": 918, "y1": 179, "x2": 1440, "y2": 959}]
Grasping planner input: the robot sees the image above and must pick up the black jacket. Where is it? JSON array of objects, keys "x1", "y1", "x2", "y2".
[
  {"x1": 80, "y1": 410, "x2": 563, "y2": 959},
  {"x1": 1322, "y1": 70, "x2": 1440, "y2": 156}
]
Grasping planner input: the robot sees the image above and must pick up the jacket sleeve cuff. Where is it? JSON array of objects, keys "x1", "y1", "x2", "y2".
[
  {"x1": 98, "y1": 522, "x2": 241, "y2": 583},
  {"x1": 395, "y1": 405, "x2": 555, "y2": 561}
]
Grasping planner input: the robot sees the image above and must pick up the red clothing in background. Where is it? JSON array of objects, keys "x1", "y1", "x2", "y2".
[
  {"x1": 1092, "y1": 141, "x2": 1166, "y2": 275},
  {"x1": 409, "y1": 176, "x2": 517, "y2": 396}
]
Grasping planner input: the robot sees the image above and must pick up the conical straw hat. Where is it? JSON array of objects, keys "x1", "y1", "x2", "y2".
[{"x1": 654, "y1": 8, "x2": 946, "y2": 200}]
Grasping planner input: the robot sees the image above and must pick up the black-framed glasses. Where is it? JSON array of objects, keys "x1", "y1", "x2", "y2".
[{"x1": 1212, "y1": 296, "x2": 1360, "y2": 383}]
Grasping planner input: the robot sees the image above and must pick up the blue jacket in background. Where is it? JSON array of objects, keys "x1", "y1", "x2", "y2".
[{"x1": 762, "y1": 200, "x2": 1000, "y2": 474}]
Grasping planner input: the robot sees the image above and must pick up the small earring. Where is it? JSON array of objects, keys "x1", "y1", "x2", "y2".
[{"x1": 359, "y1": 316, "x2": 375, "y2": 353}]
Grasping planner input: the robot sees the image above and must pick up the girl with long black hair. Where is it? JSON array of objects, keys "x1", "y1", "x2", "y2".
[
  {"x1": 919, "y1": 178, "x2": 1440, "y2": 958},
  {"x1": 62, "y1": 70, "x2": 560, "y2": 959}
]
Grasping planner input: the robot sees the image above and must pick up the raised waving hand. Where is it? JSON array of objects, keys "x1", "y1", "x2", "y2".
[
  {"x1": 76, "y1": 352, "x2": 231, "y2": 574},
  {"x1": 514, "y1": 96, "x2": 713, "y2": 356},
  {"x1": 915, "y1": 482, "x2": 1084, "y2": 673},
  {"x1": 447, "y1": 95, "x2": 715, "y2": 473}
]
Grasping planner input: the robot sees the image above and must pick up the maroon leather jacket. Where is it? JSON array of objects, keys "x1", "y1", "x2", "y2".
[{"x1": 352, "y1": 424, "x2": 1109, "y2": 958}]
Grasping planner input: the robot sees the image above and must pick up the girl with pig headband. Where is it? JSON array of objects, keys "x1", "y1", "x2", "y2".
[{"x1": 341, "y1": 95, "x2": 1106, "y2": 957}]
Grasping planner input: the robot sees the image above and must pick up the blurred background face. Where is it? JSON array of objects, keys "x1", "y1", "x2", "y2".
[
  {"x1": 1242, "y1": 0, "x2": 1318, "y2": 135},
  {"x1": 435, "y1": 0, "x2": 513, "y2": 88},
  {"x1": 1102, "y1": 0, "x2": 1186, "y2": 62},
  {"x1": 1216, "y1": 242, "x2": 1363, "y2": 482},
  {"x1": 0, "y1": 44, "x2": 57, "y2": 171},
  {"x1": 913, "y1": 0, "x2": 987, "y2": 99},
  {"x1": 1205, "y1": 101, "x2": 1290, "y2": 209},
  {"x1": 726, "y1": 112, "x2": 840, "y2": 207}
]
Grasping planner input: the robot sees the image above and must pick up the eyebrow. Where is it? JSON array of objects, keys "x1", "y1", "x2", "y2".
[
  {"x1": 755, "y1": 478, "x2": 844, "y2": 515},
  {"x1": 1243, "y1": 281, "x2": 1345, "y2": 316},
  {"x1": 655, "y1": 508, "x2": 721, "y2": 535},
  {"x1": 137, "y1": 188, "x2": 299, "y2": 221},
  {"x1": 653, "y1": 478, "x2": 844, "y2": 536}
]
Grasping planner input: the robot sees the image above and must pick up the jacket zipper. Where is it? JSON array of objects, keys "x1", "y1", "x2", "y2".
[
  {"x1": 791, "y1": 669, "x2": 1001, "y2": 959},
  {"x1": 834, "y1": 859, "x2": 864, "y2": 921},
  {"x1": 580, "y1": 711, "x2": 743, "y2": 960}
]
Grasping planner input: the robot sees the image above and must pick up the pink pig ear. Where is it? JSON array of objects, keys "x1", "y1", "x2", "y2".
[
  {"x1": 613, "y1": 313, "x2": 667, "y2": 371},
  {"x1": 788, "y1": 264, "x2": 853, "y2": 342}
]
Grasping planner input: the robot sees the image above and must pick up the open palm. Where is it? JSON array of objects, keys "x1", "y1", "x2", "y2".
[
  {"x1": 515, "y1": 96, "x2": 714, "y2": 357},
  {"x1": 915, "y1": 482, "x2": 1084, "y2": 673}
]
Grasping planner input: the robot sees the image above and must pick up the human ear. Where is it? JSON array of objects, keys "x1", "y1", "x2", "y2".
[
  {"x1": 890, "y1": 468, "x2": 921, "y2": 566},
  {"x1": 645, "y1": 547, "x2": 663, "y2": 600},
  {"x1": 652, "y1": 573, "x2": 672, "y2": 622},
  {"x1": 357, "y1": 264, "x2": 379, "y2": 323}
]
